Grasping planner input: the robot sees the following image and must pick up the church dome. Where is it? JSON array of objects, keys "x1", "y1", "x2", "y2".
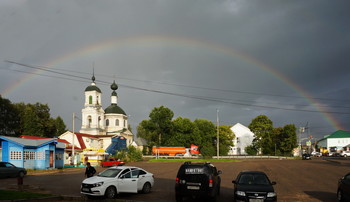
[
  {"x1": 105, "y1": 104, "x2": 126, "y2": 115},
  {"x1": 85, "y1": 85, "x2": 102, "y2": 93}
]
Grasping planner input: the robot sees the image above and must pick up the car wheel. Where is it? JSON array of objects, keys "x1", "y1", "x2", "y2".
[
  {"x1": 18, "y1": 171, "x2": 25, "y2": 178},
  {"x1": 105, "y1": 186, "x2": 117, "y2": 199},
  {"x1": 142, "y1": 182, "x2": 152, "y2": 194},
  {"x1": 344, "y1": 154, "x2": 347, "y2": 157}
]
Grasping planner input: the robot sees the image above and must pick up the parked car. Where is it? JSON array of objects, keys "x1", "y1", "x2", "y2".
[
  {"x1": 311, "y1": 151, "x2": 321, "y2": 157},
  {"x1": 340, "y1": 151, "x2": 350, "y2": 157},
  {"x1": 337, "y1": 172, "x2": 350, "y2": 201},
  {"x1": 232, "y1": 171, "x2": 277, "y2": 202},
  {"x1": 302, "y1": 153, "x2": 311, "y2": 160},
  {"x1": 175, "y1": 161, "x2": 222, "y2": 201},
  {"x1": 81, "y1": 166, "x2": 154, "y2": 199},
  {"x1": 0, "y1": 162, "x2": 27, "y2": 178},
  {"x1": 100, "y1": 158, "x2": 125, "y2": 167}
]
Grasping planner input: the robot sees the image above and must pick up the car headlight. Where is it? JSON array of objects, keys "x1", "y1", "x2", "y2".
[
  {"x1": 236, "y1": 191, "x2": 246, "y2": 196},
  {"x1": 267, "y1": 192, "x2": 276, "y2": 197},
  {"x1": 93, "y1": 182, "x2": 104, "y2": 187}
]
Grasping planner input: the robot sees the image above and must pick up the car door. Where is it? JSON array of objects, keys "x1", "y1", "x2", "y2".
[{"x1": 117, "y1": 169, "x2": 138, "y2": 193}]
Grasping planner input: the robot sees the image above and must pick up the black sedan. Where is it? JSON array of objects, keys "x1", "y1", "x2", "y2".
[
  {"x1": 0, "y1": 162, "x2": 27, "y2": 178},
  {"x1": 232, "y1": 171, "x2": 277, "y2": 202},
  {"x1": 337, "y1": 172, "x2": 350, "y2": 201}
]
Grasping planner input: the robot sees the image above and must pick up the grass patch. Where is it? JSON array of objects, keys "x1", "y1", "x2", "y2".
[
  {"x1": 0, "y1": 189, "x2": 53, "y2": 200},
  {"x1": 148, "y1": 158, "x2": 239, "y2": 163}
]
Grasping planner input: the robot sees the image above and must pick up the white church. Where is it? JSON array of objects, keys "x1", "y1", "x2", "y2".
[{"x1": 59, "y1": 74, "x2": 134, "y2": 165}]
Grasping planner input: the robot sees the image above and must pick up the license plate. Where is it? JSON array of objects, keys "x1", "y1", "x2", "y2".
[
  {"x1": 249, "y1": 199, "x2": 263, "y2": 202},
  {"x1": 187, "y1": 186, "x2": 200, "y2": 190},
  {"x1": 82, "y1": 188, "x2": 90, "y2": 192}
]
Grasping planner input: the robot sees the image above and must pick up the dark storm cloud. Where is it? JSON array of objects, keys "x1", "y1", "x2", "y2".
[{"x1": 0, "y1": 0, "x2": 349, "y2": 140}]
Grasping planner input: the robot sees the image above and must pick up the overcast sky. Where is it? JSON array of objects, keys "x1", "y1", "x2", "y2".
[{"x1": 1, "y1": 0, "x2": 349, "y2": 141}]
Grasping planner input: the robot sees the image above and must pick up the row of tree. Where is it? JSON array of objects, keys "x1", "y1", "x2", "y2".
[
  {"x1": 247, "y1": 115, "x2": 297, "y2": 156},
  {"x1": 0, "y1": 95, "x2": 67, "y2": 137},
  {"x1": 137, "y1": 106, "x2": 298, "y2": 157},
  {"x1": 136, "y1": 106, "x2": 235, "y2": 157}
]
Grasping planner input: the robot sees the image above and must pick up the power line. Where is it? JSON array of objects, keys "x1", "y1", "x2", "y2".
[
  {"x1": 3, "y1": 60, "x2": 350, "y2": 114},
  {"x1": 5, "y1": 60, "x2": 349, "y2": 103}
]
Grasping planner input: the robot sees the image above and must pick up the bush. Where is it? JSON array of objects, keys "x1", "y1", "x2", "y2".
[
  {"x1": 245, "y1": 145, "x2": 258, "y2": 155},
  {"x1": 127, "y1": 145, "x2": 143, "y2": 162}
]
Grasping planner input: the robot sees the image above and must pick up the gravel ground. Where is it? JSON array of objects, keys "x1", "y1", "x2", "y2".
[{"x1": 0, "y1": 158, "x2": 349, "y2": 202}]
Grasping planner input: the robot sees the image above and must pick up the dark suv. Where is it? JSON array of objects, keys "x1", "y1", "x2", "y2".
[{"x1": 175, "y1": 162, "x2": 222, "y2": 201}]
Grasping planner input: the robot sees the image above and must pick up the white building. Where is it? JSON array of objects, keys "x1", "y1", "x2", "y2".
[
  {"x1": 59, "y1": 74, "x2": 134, "y2": 164},
  {"x1": 228, "y1": 123, "x2": 255, "y2": 155},
  {"x1": 317, "y1": 130, "x2": 350, "y2": 153}
]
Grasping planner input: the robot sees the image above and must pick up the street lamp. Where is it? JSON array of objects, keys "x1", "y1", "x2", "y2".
[{"x1": 216, "y1": 109, "x2": 219, "y2": 159}]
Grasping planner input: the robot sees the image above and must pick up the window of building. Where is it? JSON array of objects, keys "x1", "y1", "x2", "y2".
[
  {"x1": 116, "y1": 119, "x2": 119, "y2": 126},
  {"x1": 97, "y1": 96, "x2": 99, "y2": 104},
  {"x1": 10, "y1": 151, "x2": 22, "y2": 160},
  {"x1": 88, "y1": 116, "x2": 92, "y2": 128},
  {"x1": 106, "y1": 119, "x2": 109, "y2": 126},
  {"x1": 89, "y1": 96, "x2": 92, "y2": 104},
  {"x1": 24, "y1": 151, "x2": 36, "y2": 160},
  {"x1": 37, "y1": 152, "x2": 45, "y2": 160}
]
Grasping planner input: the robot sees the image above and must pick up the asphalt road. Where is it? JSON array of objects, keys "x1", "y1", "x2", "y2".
[{"x1": 0, "y1": 158, "x2": 349, "y2": 202}]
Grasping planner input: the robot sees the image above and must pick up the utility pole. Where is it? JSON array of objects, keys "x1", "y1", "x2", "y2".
[
  {"x1": 72, "y1": 113, "x2": 75, "y2": 166},
  {"x1": 216, "y1": 109, "x2": 219, "y2": 159}
]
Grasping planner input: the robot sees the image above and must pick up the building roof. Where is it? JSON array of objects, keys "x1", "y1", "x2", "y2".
[
  {"x1": 0, "y1": 135, "x2": 65, "y2": 148},
  {"x1": 20, "y1": 135, "x2": 69, "y2": 144},
  {"x1": 105, "y1": 104, "x2": 126, "y2": 115},
  {"x1": 326, "y1": 130, "x2": 350, "y2": 139},
  {"x1": 85, "y1": 85, "x2": 102, "y2": 93}
]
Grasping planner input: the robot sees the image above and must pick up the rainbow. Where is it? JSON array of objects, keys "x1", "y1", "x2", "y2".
[{"x1": 2, "y1": 35, "x2": 342, "y2": 131}]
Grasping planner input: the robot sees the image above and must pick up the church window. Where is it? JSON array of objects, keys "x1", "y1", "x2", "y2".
[
  {"x1": 97, "y1": 96, "x2": 99, "y2": 105},
  {"x1": 87, "y1": 116, "x2": 92, "y2": 128},
  {"x1": 89, "y1": 96, "x2": 92, "y2": 104},
  {"x1": 116, "y1": 119, "x2": 119, "y2": 126},
  {"x1": 124, "y1": 120, "x2": 126, "y2": 127},
  {"x1": 106, "y1": 119, "x2": 109, "y2": 126},
  {"x1": 98, "y1": 116, "x2": 101, "y2": 128}
]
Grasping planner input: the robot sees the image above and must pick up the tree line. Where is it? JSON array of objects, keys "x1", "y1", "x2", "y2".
[
  {"x1": 137, "y1": 106, "x2": 297, "y2": 157},
  {"x1": 136, "y1": 106, "x2": 234, "y2": 157},
  {"x1": 0, "y1": 95, "x2": 67, "y2": 137}
]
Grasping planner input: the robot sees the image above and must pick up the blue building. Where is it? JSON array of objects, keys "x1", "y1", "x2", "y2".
[{"x1": 0, "y1": 136, "x2": 65, "y2": 169}]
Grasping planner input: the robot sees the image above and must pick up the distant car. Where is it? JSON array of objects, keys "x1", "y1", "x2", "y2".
[
  {"x1": 232, "y1": 171, "x2": 277, "y2": 202},
  {"x1": 302, "y1": 153, "x2": 311, "y2": 160},
  {"x1": 81, "y1": 166, "x2": 154, "y2": 199},
  {"x1": 175, "y1": 162, "x2": 222, "y2": 201},
  {"x1": 0, "y1": 162, "x2": 27, "y2": 178},
  {"x1": 311, "y1": 151, "x2": 321, "y2": 157},
  {"x1": 337, "y1": 172, "x2": 350, "y2": 201},
  {"x1": 100, "y1": 158, "x2": 125, "y2": 167},
  {"x1": 340, "y1": 151, "x2": 350, "y2": 157}
]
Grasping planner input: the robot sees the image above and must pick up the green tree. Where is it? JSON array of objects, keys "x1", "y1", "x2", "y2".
[
  {"x1": 14, "y1": 102, "x2": 66, "y2": 137},
  {"x1": 194, "y1": 119, "x2": 217, "y2": 157},
  {"x1": 278, "y1": 124, "x2": 297, "y2": 155},
  {"x1": 248, "y1": 115, "x2": 274, "y2": 155},
  {"x1": 218, "y1": 125, "x2": 235, "y2": 155},
  {"x1": 168, "y1": 117, "x2": 201, "y2": 146},
  {"x1": 137, "y1": 106, "x2": 174, "y2": 147},
  {"x1": 0, "y1": 96, "x2": 20, "y2": 136}
]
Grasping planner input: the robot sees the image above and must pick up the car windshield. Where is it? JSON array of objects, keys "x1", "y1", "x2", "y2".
[
  {"x1": 238, "y1": 173, "x2": 270, "y2": 185},
  {"x1": 97, "y1": 168, "x2": 122, "y2": 177}
]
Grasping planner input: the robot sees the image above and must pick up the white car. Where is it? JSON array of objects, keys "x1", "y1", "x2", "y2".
[
  {"x1": 81, "y1": 166, "x2": 154, "y2": 199},
  {"x1": 341, "y1": 151, "x2": 350, "y2": 157}
]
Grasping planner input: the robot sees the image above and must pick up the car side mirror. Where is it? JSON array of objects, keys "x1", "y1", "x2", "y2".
[
  {"x1": 218, "y1": 170, "x2": 222, "y2": 175},
  {"x1": 271, "y1": 181, "x2": 277, "y2": 185},
  {"x1": 232, "y1": 180, "x2": 236, "y2": 184}
]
